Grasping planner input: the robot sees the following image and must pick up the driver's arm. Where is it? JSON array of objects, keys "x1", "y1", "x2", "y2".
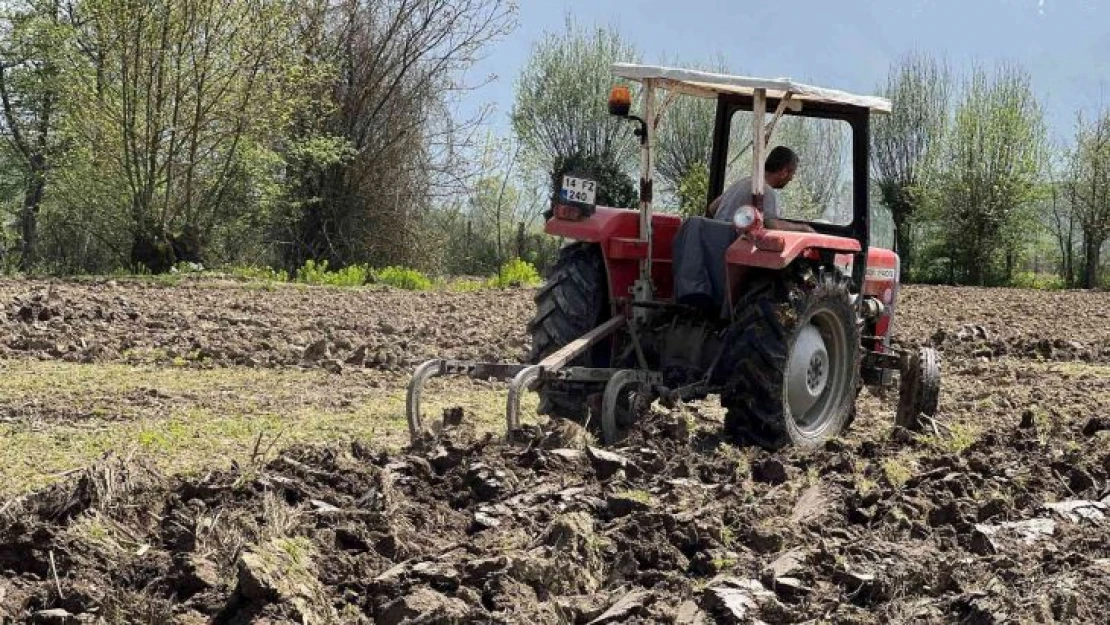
[{"x1": 706, "y1": 195, "x2": 723, "y2": 218}]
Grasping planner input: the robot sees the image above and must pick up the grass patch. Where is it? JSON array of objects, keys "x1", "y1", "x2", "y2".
[
  {"x1": 615, "y1": 489, "x2": 653, "y2": 505},
  {"x1": 881, "y1": 457, "x2": 916, "y2": 488},
  {"x1": 440, "y1": 278, "x2": 486, "y2": 293},
  {"x1": 924, "y1": 421, "x2": 981, "y2": 455},
  {"x1": 0, "y1": 360, "x2": 539, "y2": 496}
]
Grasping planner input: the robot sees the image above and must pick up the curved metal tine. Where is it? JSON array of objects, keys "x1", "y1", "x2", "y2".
[
  {"x1": 602, "y1": 369, "x2": 641, "y2": 445},
  {"x1": 406, "y1": 360, "x2": 446, "y2": 442},
  {"x1": 506, "y1": 365, "x2": 542, "y2": 435}
]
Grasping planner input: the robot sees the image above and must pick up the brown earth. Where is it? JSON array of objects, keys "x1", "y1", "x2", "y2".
[{"x1": 1, "y1": 278, "x2": 1109, "y2": 624}]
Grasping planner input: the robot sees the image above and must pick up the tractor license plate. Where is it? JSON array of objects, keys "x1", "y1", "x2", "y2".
[{"x1": 561, "y1": 176, "x2": 597, "y2": 206}]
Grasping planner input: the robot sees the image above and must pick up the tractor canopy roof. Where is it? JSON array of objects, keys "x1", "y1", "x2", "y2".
[{"x1": 612, "y1": 63, "x2": 892, "y2": 114}]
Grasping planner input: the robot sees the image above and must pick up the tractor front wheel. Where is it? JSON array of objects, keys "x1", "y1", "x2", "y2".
[
  {"x1": 528, "y1": 242, "x2": 610, "y2": 421},
  {"x1": 721, "y1": 269, "x2": 861, "y2": 450},
  {"x1": 895, "y1": 347, "x2": 941, "y2": 431}
]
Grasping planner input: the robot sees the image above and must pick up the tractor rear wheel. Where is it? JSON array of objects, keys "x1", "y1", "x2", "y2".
[
  {"x1": 528, "y1": 242, "x2": 610, "y2": 421},
  {"x1": 720, "y1": 269, "x2": 861, "y2": 450}
]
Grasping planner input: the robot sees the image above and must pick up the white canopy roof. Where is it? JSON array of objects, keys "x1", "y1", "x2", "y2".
[{"x1": 612, "y1": 63, "x2": 892, "y2": 114}]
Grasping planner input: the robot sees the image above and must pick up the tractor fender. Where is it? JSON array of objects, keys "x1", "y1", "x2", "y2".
[
  {"x1": 543, "y1": 207, "x2": 641, "y2": 242},
  {"x1": 725, "y1": 230, "x2": 861, "y2": 270},
  {"x1": 544, "y1": 207, "x2": 683, "y2": 303}
]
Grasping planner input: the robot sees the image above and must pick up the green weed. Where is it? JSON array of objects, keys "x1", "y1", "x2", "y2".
[
  {"x1": 487, "y1": 257, "x2": 541, "y2": 288},
  {"x1": 373, "y1": 266, "x2": 432, "y2": 290}
]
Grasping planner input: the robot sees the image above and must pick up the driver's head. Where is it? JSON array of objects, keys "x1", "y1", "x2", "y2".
[{"x1": 765, "y1": 146, "x2": 798, "y2": 189}]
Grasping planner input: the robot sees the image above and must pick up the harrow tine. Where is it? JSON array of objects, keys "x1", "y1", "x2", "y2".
[
  {"x1": 406, "y1": 359, "x2": 446, "y2": 440},
  {"x1": 601, "y1": 369, "x2": 662, "y2": 445},
  {"x1": 506, "y1": 365, "x2": 541, "y2": 434},
  {"x1": 601, "y1": 369, "x2": 639, "y2": 445}
]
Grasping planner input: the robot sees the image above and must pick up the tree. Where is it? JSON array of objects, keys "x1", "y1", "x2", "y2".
[
  {"x1": 1044, "y1": 151, "x2": 1078, "y2": 286},
  {"x1": 512, "y1": 16, "x2": 639, "y2": 204},
  {"x1": 937, "y1": 64, "x2": 1047, "y2": 285},
  {"x1": 871, "y1": 52, "x2": 952, "y2": 281},
  {"x1": 53, "y1": 0, "x2": 301, "y2": 272},
  {"x1": 1067, "y1": 109, "x2": 1110, "y2": 288},
  {"x1": 0, "y1": 0, "x2": 66, "y2": 271},
  {"x1": 280, "y1": 0, "x2": 516, "y2": 273}
]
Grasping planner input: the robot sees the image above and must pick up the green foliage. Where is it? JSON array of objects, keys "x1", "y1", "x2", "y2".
[
  {"x1": 677, "y1": 165, "x2": 710, "y2": 217},
  {"x1": 373, "y1": 266, "x2": 433, "y2": 291},
  {"x1": 294, "y1": 260, "x2": 369, "y2": 287},
  {"x1": 872, "y1": 53, "x2": 953, "y2": 279},
  {"x1": 512, "y1": 16, "x2": 640, "y2": 175},
  {"x1": 487, "y1": 258, "x2": 541, "y2": 288},
  {"x1": 1066, "y1": 109, "x2": 1110, "y2": 288},
  {"x1": 228, "y1": 265, "x2": 289, "y2": 283},
  {"x1": 1011, "y1": 272, "x2": 1066, "y2": 290},
  {"x1": 934, "y1": 64, "x2": 1048, "y2": 286}
]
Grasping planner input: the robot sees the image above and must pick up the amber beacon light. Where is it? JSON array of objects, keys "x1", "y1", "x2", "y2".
[{"x1": 608, "y1": 85, "x2": 632, "y2": 117}]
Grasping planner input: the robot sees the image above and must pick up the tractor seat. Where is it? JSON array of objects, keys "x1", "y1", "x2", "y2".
[{"x1": 671, "y1": 217, "x2": 738, "y2": 319}]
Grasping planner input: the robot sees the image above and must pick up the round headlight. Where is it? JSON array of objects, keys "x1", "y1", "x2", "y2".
[{"x1": 732, "y1": 205, "x2": 758, "y2": 231}]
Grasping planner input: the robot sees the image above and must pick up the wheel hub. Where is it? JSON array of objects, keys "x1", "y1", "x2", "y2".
[{"x1": 787, "y1": 324, "x2": 829, "y2": 417}]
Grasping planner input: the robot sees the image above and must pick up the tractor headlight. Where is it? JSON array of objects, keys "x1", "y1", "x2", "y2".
[{"x1": 732, "y1": 205, "x2": 759, "y2": 231}]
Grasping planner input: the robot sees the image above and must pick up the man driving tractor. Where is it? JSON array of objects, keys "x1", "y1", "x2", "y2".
[{"x1": 708, "y1": 146, "x2": 815, "y2": 233}]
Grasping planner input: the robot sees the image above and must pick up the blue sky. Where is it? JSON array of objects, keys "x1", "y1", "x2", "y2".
[{"x1": 460, "y1": 0, "x2": 1110, "y2": 142}]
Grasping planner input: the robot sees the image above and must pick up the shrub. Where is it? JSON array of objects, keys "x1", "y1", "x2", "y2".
[
  {"x1": 295, "y1": 259, "x2": 370, "y2": 287},
  {"x1": 487, "y1": 258, "x2": 542, "y2": 288},
  {"x1": 373, "y1": 266, "x2": 432, "y2": 290},
  {"x1": 1011, "y1": 271, "x2": 1066, "y2": 290},
  {"x1": 228, "y1": 265, "x2": 289, "y2": 282}
]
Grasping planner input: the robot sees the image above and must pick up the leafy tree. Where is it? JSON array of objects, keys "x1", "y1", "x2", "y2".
[
  {"x1": 1066, "y1": 109, "x2": 1110, "y2": 288},
  {"x1": 512, "y1": 16, "x2": 639, "y2": 201},
  {"x1": 52, "y1": 0, "x2": 300, "y2": 272},
  {"x1": 936, "y1": 64, "x2": 1047, "y2": 285},
  {"x1": 774, "y1": 116, "x2": 851, "y2": 222},
  {"x1": 0, "y1": 0, "x2": 67, "y2": 271},
  {"x1": 1044, "y1": 153, "x2": 1079, "y2": 286},
  {"x1": 656, "y1": 69, "x2": 717, "y2": 202},
  {"x1": 280, "y1": 0, "x2": 516, "y2": 273},
  {"x1": 871, "y1": 52, "x2": 952, "y2": 280}
]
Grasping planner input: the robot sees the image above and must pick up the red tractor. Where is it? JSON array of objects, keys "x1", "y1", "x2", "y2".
[{"x1": 408, "y1": 64, "x2": 940, "y2": 449}]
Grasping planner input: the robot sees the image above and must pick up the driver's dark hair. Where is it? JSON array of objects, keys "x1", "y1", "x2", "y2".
[{"x1": 765, "y1": 146, "x2": 798, "y2": 173}]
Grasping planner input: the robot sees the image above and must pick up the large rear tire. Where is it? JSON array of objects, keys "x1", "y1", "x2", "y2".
[
  {"x1": 528, "y1": 242, "x2": 610, "y2": 420},
  {"x1": 720, "y1": 268, "x2": 861, "y2": 450}
]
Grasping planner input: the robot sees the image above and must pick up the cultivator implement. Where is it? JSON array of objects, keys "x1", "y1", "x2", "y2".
[{"x1": 405, "y1": 316, "x2": 660, "y2": 443}]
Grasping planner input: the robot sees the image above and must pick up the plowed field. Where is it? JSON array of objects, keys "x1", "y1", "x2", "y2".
[{"x1": 1, "y1": 278, "x2": 1108, "y2": 624}]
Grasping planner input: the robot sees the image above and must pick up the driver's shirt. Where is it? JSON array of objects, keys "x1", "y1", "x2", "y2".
[{"x1": 713, "y1": 176, "x2": 780, "y2": 223}]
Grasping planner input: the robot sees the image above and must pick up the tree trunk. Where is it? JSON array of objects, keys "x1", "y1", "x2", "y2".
[
  {"x1": 18, "y1": 156, "x2": 47, "y2": 273},
  {"x1": 1082, "y1": 237, "x2": 1102, "y2": 289},
  {"x1": 515, "y1": 221, "x2": 525, "y2": 260}
]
